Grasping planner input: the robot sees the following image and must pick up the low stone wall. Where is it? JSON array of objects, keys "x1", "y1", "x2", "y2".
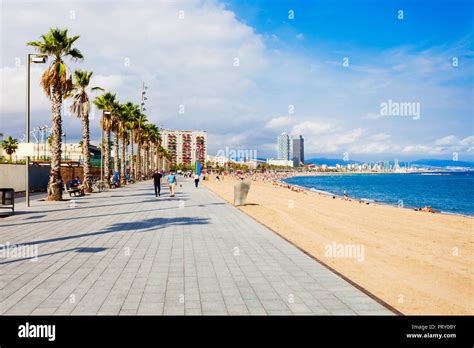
[{"x1": 0, "y1": 164, "x2": 50, "y2": 192}]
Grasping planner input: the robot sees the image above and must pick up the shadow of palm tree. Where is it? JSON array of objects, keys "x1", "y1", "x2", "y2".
[
  {"x1": 0, "y1": 203, "x2": 223, "y2": 228},
  {"x1": 1, "y1": 216, "x2": 210, "y2": 249}
]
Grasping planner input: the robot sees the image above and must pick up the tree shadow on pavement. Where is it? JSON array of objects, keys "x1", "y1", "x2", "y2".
[{"x1": 0, "y1": 216, "x2": 210, "y2": 249}]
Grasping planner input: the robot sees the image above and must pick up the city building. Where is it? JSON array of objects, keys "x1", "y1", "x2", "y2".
[
  {"x1": 292, "y1": 135, "x2": 304, "y2": 167},
  {"x1": 160, "y1": 129, "x2": 207, "y2": 166},
  {"x1": 277, "y1": 132, "x2": 291, "y2": 160},
  {"x1": 267, "y1": 158, "x2": 294, "y2": 167},
  {"x1": 206, "y1": 155, "x2": 229, "y2": 167}
]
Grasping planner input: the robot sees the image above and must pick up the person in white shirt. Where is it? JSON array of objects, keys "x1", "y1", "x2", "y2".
[{"x1": 194, "y1": 174, "x2": 200, "y2": 188}]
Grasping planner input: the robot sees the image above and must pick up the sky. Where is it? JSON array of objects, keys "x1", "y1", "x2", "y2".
[{"x1": 0, "y1": 0, "x2": 473, "y2": 161}]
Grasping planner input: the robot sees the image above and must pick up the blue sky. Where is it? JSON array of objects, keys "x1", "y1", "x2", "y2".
[
  {"x1": 225, "y1": 0, "x2": 473, "y2": 49},
  {"x1": 1, "y1": 0, "x2": 473, "y2": 161}
]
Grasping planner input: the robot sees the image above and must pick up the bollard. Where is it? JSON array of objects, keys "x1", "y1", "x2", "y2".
[{"x1": 234, "y1": 180, "x2": 251, "y2": 206}]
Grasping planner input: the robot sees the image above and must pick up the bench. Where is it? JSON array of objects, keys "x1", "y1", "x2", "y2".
[
  {"x1": 66, "y1": 184, "x2": 84, "y2": 197},
  {"x1": 0, "y1": 188, "x2": 15, "y2": 216}
]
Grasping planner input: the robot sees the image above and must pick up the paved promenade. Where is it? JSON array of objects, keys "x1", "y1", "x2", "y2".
[{"x1": 0, "y1": 179, "x2": 391, "y2": 315}]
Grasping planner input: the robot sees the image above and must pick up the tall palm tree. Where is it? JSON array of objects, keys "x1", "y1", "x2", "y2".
[
  {"x1": 123, "y1": 103, "x2": 140, "y2": 181},
  {"x1": 68, "y1": 69, "x2": 103, "y2": 193},
  {"x1": 117, "y1": 103, "x2": 129, "y2": 186},
  {"x1": 159, "y1": 146, "x2": 172, "y2": 172},
  {"x1": 27, "y1": 28, "x2": 83, "y2": 200},
  {"x1": 154, "y1": 127, "x2": 163, "y2": 171},
  {"x1": 133, "y1": 113, "x2": 148, "y2": 180},
  {"x1": 93, "y1": 92, "x2": 116, "y2": 188},
  {"x1": 1, "y1": 136, "x2": 19, "y2": 162},
  {"x1": 145, "y1": 124, "x2": 161, "y2": 173},
  {"x1": 141, "y1": 123, "x2": 157, "y2": 177},
  {"x1": 111, "y1": 101, "x2": 122, "y2": 185},
  {"x1": 156, "y1": 145, "x2": 166, "y2": 171}
]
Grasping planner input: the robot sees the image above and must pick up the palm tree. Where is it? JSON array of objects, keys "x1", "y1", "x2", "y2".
[
  {"x1": 145, "y1": 124, "x2": 161, "y2": 173},
  {"x1": 68, "y1": 70, "x2": 103, "y2": 193},
  {"x1": 133, "y1": 113, "x2": 148, "y2": 180},
  {"x1": 1, "y1": 136, "x2": 19, "y2": 162},
  {"x1": 27, "y1": 28, "x2": 83, "y2": 200},
  {"x1": 111, "y1": 101, "x2": 122, "y2": 185},
  {"x1": 123, "y1": 103, "x2": 140, "y2": 181},
  {"x1": 117, "y1": 103, "x2": 129, "y2": 186},
  {"x1": 141, "y1": 123, "x2": 158, "y2": 177},
  {"x1": 156, "y1": 145, "x2": 166, "y2": 171},
  {"x1": 93, "y1": 92, "x2": 116, "y2": 188}
]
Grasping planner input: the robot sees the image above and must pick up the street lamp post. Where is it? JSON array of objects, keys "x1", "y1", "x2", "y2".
[
  {"x1": 26, "y1": 53, "x2": 47, "y2": 207},
  {"x1": 136, "y1": 82, "x2": 147, "y2": 180}
]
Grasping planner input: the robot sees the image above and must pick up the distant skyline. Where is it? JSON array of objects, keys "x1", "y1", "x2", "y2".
[{"x1": 1, "y1": 0, "x2": 473, "y2": 161}]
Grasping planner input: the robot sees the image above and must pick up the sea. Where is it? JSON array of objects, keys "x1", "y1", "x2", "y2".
[{"x1": 284, "y1": 172, "x2": 474, "y2": 217}]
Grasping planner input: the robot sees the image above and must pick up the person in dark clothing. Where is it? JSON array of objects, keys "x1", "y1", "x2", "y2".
[{"x1": 153, "y1": 170, "x2": 163, "y2": 197}]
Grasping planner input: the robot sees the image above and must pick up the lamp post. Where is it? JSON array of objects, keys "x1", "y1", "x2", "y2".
[
  {"x1": 26, "y1": 53, "x2": 47, "y2": 207},
  {"x1": 137, "y1": 82, "x2": 147, "y2": 180}
]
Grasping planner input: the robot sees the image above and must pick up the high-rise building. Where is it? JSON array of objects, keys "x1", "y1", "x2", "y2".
[
  {"x1": 277, "y1": 132, "x2": 290, "y2": 160},
  {"x1": 292, "y1": 135, "x2": 304, "y2": 166},
  {"x1": 160, "y1": 129, "x2": 207, "y2": 166}
]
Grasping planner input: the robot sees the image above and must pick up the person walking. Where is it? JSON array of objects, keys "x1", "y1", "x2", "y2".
[
  {"x1": 194, "y1": 173, "x2": 200, "y2": 188},
  {"x1": 153, "y1": 170, "x2": 162, "y2": 197},
  {"x1": 167, "y1": 170, "x2": 177, "y2": 197}
]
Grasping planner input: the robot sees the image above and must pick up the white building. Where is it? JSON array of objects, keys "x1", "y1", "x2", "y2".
[
  {"x1": 277, "y1": 132, "x2": 291, "y2": 161},
  {"x1": 206, "y1": 155, "x2": 229, "y2": 167},
  {"x1": 160, "y1": 129, "x2": 207, "y2": 166},
  {"x1": 267, "y1": 158, "x2": 294, "y2": 167},
  {"x1": 4, "y1": 142, "x2": 84, "y2": 162}
]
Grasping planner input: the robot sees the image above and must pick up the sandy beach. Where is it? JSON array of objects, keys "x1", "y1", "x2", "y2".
[{"x1": 204, "y1": 175, "x2": 474, "y2": 315}]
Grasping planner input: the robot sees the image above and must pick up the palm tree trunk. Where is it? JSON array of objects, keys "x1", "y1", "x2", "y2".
[
  {"x1": 47, "y1": 86, "x2": 63, "y2": 201},
  {"x1": 146, "y1": 147, "x2": 150, "y2": 177},
  {"x1": 151, "y1": 145, "x2": 155, "y2": 173},
  {"x1": 82, "y1": 108, "x2": 92, "y2": 193},
  {"x1": 130, "y1": 130, "x2": 135, "y2": 181},
  {"x1": 145, "y1": 147, "x2": 148, "y2": 177},
  {"x1": 103, "y1": 130, "x2": 111, "y2": 188},
  {"x1": 136, "y1": 141, "x2": 142, "y2": 181},
  {"x1": 113, "y1": 131, "x2": 119, "y2": 186},
  {"x1": 120, "y1": 133, "x2": 126, "y2": 186},
  {"x1": 150, "y1": 146, "x2": 154, "y2": 174}
]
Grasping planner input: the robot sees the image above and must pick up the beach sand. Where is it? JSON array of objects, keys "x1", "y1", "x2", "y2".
[{"x1": 204, "y1": 175, "x2": 474, "y2": 315}]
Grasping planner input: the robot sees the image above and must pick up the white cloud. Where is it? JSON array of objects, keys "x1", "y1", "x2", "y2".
[
  {"x1": 265, "y1": 116, "x2": 293, "y2": 129},
  {"x1": 90, "y1": 74, "x2": 123, "y2": 92},
  {"x1": 0, "y1": 65, "x2": 50, "y2": 113},
  {"x1": 291, "y1": 120, "x2": 333, "y2": 136}
]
